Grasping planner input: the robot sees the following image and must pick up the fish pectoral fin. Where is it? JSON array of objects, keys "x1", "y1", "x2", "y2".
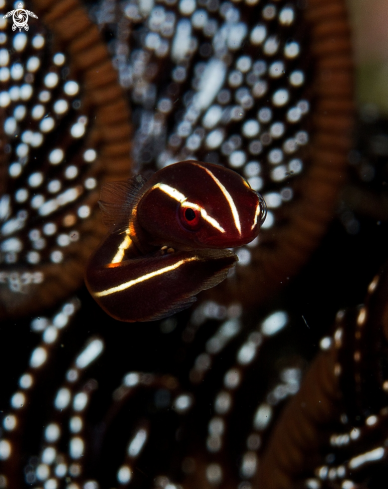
[
  {"x1": 193, "y1": 248, "x2": 238, "y2": 291},
  {"x1": 145, "y1": 249, "x2": 237, "y2": 321},
  {"x1": 145, "y1": 296, "x2": 197, "y2": 322},
  {"x1": 85, "y1": 249, "x2": 237, "y2": 322}
]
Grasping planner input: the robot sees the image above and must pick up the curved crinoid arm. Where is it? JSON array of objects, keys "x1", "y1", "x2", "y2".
[
  {"x1": 256, "y1": 347, "x2": 342, "y2": 489},
  {"x1": 204, "y1": 0, "x2": 355, "y2": 307},
  {"x1": 257, "y1": 263, "x2": 388, "y2": 489},
  {"x1": 0, "y1": 0, "x2": 131, "y2": 320}
]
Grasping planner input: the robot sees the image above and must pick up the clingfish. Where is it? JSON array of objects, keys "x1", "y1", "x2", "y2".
[{"x1": 85, "y1": 160, "x2": 266, "y2": 322}]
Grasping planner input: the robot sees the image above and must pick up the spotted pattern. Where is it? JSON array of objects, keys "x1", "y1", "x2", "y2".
[
  {"x1": 0, "y1": 0, "x2": 131, "y2": 318},
  {"x1": 94, "y1": 0, "x2": 309, "y2": 208}
]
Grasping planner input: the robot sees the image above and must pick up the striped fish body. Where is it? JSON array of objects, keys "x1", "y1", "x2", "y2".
[{"x1": 85, "y1": 161, "x2": 266, "y2": 322}]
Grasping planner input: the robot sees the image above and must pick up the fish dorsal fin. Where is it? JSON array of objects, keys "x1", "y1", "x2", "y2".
[{"x1": 99, "y1": 175, "x2": 147, "y2": 232}]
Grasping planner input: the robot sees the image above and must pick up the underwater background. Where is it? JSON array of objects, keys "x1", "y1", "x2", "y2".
[{"x1": 1, "y1": 0, "x2": 388, "y2": 487}]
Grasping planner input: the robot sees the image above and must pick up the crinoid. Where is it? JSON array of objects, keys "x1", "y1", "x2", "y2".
[{"x1": 0, "y1": 0, "x2": 131, "y2": 319}]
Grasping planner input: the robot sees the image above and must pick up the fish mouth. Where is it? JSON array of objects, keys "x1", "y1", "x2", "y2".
[{"x1": 256, "y1": 191, "x2": 267, "y2": 226}]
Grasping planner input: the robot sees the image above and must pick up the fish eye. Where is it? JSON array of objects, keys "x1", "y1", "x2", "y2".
[
  {"x1": 185, "y1": 208, "x2": 196, "y2": 221},
  {"x1": 179, "y1": 204, "x2": 201, "y2": 230}
]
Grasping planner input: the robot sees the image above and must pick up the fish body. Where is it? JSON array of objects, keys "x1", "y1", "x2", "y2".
[{"x1": 85, "y1": 160, "x2": 266, "y2": 322}]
